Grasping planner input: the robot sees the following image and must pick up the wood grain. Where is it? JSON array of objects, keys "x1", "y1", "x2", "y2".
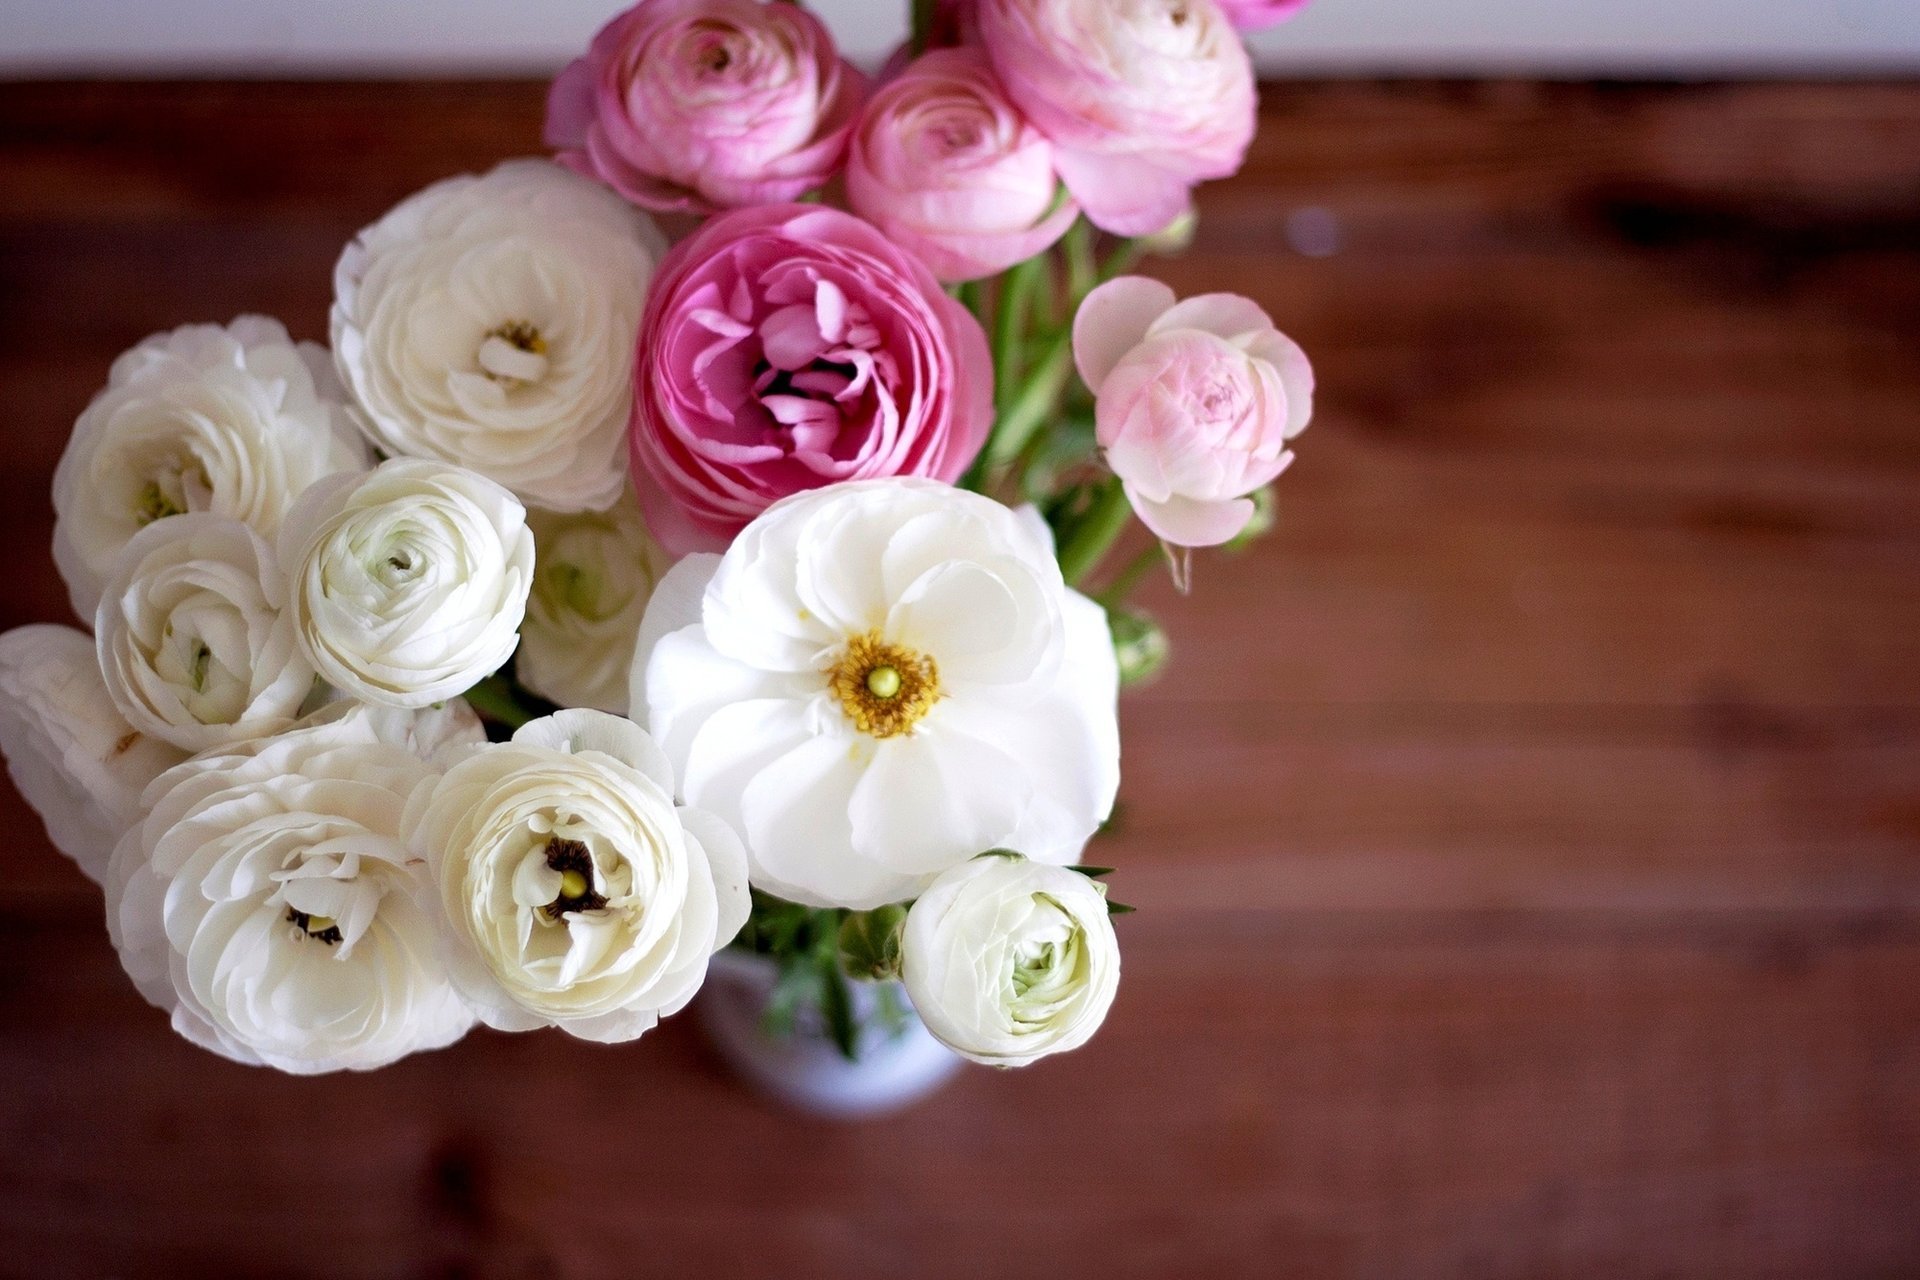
[{"x1": 0, "y1": 79, "x2": 1917, "y2": 1279}]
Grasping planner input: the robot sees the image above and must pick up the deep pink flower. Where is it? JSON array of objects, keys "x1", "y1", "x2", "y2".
[
  {"x1": 976, "y1": 0, "x2": 1257, "y2": 237},
  {"x1": 629, "y1": 205, "x2": 994, "y2": 553},
  {"x1": 545, "y1": 0, "x2": 866, "y2": 214},
  {"x1": 1074, "y1": 276, "x2": 1312, "y2": 547},
  {"x1": 1216, "y1": 0, "x2": 1311, "y2": 31},
  {"x1": 847, "y1": 48, "x2": 1077, "y2": 284}
]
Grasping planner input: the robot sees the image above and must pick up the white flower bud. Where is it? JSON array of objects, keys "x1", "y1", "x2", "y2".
[
  {"x1": 902, "y1": 853, "x2": 1121, "y2": 1067},
  {"x1": 280, "y1": 458, "x2": 535, "y2": 709}
]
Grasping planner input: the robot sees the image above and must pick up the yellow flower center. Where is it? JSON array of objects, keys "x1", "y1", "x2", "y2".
[{"x1": 828, "y1": 631, "x2": 939, "y2": 739}]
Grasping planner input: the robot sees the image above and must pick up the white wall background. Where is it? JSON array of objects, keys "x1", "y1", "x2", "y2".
[{"x1": 2, "y1": 0, "x2": 1918, "y2": 77}]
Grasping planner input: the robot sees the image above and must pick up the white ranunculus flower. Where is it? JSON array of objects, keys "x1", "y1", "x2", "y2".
[
  {"x1": 405, "y1": 709, "x2": 750, "y2": 1042},
  {"x1": 94, "y1": 514, "x2": 314, "y2": 753},
  {"x1": 632, "y1": 478, "x2": 1121, "y2": 910},
  {"x1": 332, "y1": 159, "x2": 665, "y2": 513},
  {"x1": 0, "y1": 625, "x2": 187, "y2": 884},
  {"x1": 901, "y1": 853, "x2": 1121, "y2": 1067},
  {"x1": 52, "y1": 315, "x2": 372, "y2": 621},
  {"x1": 518, "y1": 496, "x2": 669, "y2": 715},
  {"x1": 280, "y1": 458, "x2": 535, "y2": 709},
  {"x1": 104, "y1": 704, "x2": 476, "y2": 1073}
]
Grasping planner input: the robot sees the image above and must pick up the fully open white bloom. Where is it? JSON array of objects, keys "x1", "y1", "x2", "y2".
[
  {"x1": 105, "y1": 704, "x2": 475, "y2": 1073},
  {"x1": 518, "y1": 496, "x2": 669, "y2": 715},
  {"x1": 0, "y1": 625, "x2": 186, "y2": 884},
  {"x1": 281, "y1": 458, "x2": 534, "y2": 709},
  {"x1": 332, "y1": 159, "x2": 665, "y2": 512},
  {"x1": 901, "y1": 853, "x2": 1120, "y2": 1067},
  {"x1": 95, "y1": 514, "x2": 313, "y2": 753},
  {"x1": 52, "y1": 316, "x2": 371, "y2": 621},
  {"x1": 633, "y1": 478, "x2": 1121, "y2": 910},
  {"x1": 406, "y1": 709, "x2": 750, "y2": 1042}
]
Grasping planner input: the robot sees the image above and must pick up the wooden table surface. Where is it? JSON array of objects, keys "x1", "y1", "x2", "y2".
[{"x1": 1, "y1": 79, "x2": 1917, "y2": 1279}]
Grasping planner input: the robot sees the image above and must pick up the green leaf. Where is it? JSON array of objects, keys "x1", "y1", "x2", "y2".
[{"x1": 1107, "y1": 901, "x2": 1137, "y2": 916}]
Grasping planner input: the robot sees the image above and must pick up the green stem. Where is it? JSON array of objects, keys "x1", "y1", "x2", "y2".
[
  {"x1": 461, "y1": 675, "x2": 537, "y2": 730},
  {"x1": 993, "y1": 256, "x2": 1045, "y2": 414},
  {"x1": 1064, "y1": 217, "x2": 1097, "y2": 301},
  {"x1": 1057, "y1": 480, "x2": 1135, "y2": 587},
  {"x1": 1095, "y1": 542, "x2": 1165, "y2": 609},
  {"x1": 984, "y1": 327, "x2": 1074, "y2": 472}
]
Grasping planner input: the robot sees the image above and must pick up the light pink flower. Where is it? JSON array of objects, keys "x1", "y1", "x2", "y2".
[
  {"x1": 1216, "y1": 0, "x2": 1311, "y2": 31},
  {"x1": 1073, "y1": 276, "x2": 1312, "y2": 546},
  {"x1": 545, "y1": 0, "x2": 866, "y2": 214},
  {"x1": 629, "y1": 204, "x2": 994, "y2": 553},
  {"x1": 976, "y1": 0, "x2": 1256, "y2": 237},
  {"x1": 847, "y1": 48, "x2": 1077, "y2": 284}
]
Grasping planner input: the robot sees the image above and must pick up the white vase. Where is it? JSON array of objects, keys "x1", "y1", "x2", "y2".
[{"x1": 696, "y1": 949, "x2": 964, "y2": 1119}]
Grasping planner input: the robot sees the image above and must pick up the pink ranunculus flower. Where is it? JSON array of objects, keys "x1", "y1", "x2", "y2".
[
  {"x1": 847, "y1": 48, "x2": 1078, "y2": 284},
  {"x1": 545, "y1": 0, "x2": 867, "y2": 214},
  {"x1": 1216, "y1": 0, "x2": 1311, "y2": 31},
  {"x1": 1073, "y1": 276, "x2": 1312, "y2": 547},
  {"x1": 976, "y1": 0, "x2": 1256, "y2": 237},
  {"x1": 629, "y1": 204, "x2": 994, "y2": 553}
]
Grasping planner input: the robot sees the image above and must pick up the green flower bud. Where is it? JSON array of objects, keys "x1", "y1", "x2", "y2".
[
  {"x1": 837, "y1": 904, "x2": 908, "y2": 982},
  {"x1": 1109, "y1": 608, "x2": 1170, "y2": 686},
  {"x1": 1226, "y1": 485, "x2": 1277, "y2": 551}
]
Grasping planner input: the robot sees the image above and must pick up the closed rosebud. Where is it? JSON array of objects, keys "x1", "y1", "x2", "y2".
[
  {"x1": 901, "y1": 852, "x2": 1121, "y2": 1067},
  {"x1": 1108, "y1": 608, "x2": 1170, "y2": 687}
]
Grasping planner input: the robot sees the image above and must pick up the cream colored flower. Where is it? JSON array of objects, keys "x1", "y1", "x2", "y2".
[
  {"x1": 280, "y1": 458, "x2": 534, "y2": 709},
  {"x1": 518, "y1": 496, "x2": 668, "y2": 715},
  {"x1": 0, "y1": 625, "x2": 186, "y2": 884},
  {"x1": 406, "y1": 709, "x2": 750, "y2": 1042},
  {"x1": 331, "y1": 159, "x2": 665, "y2": 512},
  {"x1": 52, "y1": 315, "x2": 371, "y2": 620},
  {"x1": 94, "y1": 514, "x2": 313, "y2": 753},
  {"x1": 902, "y1": 852, "x2": 1120, "y2": 1067},
  {"x1": 105, "y1": 704, "x2": 475, "y2": 1073}
]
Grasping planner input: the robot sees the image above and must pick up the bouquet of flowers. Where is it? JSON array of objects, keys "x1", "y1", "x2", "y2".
[{"x1": 0, "y1": 0, "x2": 1312, "y2": 1083}]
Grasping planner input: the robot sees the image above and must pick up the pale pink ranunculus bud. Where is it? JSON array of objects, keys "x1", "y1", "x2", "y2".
[
  {"x1": 976, "y1": 0, "x2": 1257, "y2": 237},
  {"x1": 1216, "y1": 0, "x2": 1311, "y2": 31},
  {"x1": 1073, "y1": 276, "x2": 1312, "y2": 547},
  {"x1": 846, "y1": 48, "x2": 1078, "y2": 283},
  {"x1": 544, "y1": 0, "x2": 867, "y2": 214}
]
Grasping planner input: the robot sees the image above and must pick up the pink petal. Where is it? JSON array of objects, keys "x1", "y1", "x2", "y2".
[
  {"x1": 1128, "y1": 489, "x2": 1257, "y2": 548},
  {"x1": 1073, "y1": 276, "x2": 1176, "y2": 395}
]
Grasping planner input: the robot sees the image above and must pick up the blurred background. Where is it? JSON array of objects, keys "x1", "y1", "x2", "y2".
[
  {"x1": 4, "y1": 0, "x2": 1920, "y2": 73},
  {"x1": 1, "y1": 2, "x2": 1918, "y2": 1278}
]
